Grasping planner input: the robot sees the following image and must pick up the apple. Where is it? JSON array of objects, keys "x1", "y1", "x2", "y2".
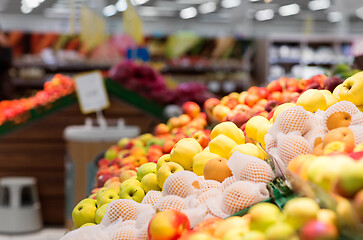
[
  {"x1": 139, "y1": 133, "x2": 154, "y2": 144},
  {"x1": 155, "y1": 123, "x2": 170, "y2": 136},
  {"x1": 141, "y1": 173, "x2": 161, "y2": 193},
  {"x1": 204, "y1": 98, "x2": 220, "y2": 120},
  {"x1": 120, "y1": 178, "x2": 141, "y2": 190},
  {"x1": 267, "y1": 80, "x2": 283, "y2": 92},
  {"x1": 119, "y1": 170, "x2": 137, "y2": 183},
  {"x1": 179, "y1": 230, "x2": 214, "y2": 240},
  {"x1": 72, "y1": 200, "x2": 97, "y2": 228},
  {"x1": 296, "y1": 89, "x2": 328, "y2": 112},
  {"x1": 336, "y1": 161, "x2": 363, "y2": 197},
  {"x1": 248, "y1": 202, "x2": 282, "y2": 232},
  {"x1": 148, "y1": 209, "x2": 190, "y2": 240},
  {"x1": 317, "y1": 209, "x2": 338, "y2": 227},
  {"x1": 209, "y1": 134, "x2": 237, "y2": 159},
  {"x1": 268, "y1": 91, "x2": 283, "y2": 102},
  {"x1": 182, "y1": 101, "x2": 200, "y2": 119},
  {"x1": 211, "y1": 121, "x2": 245, "y2": 145},
  {"x1": 170, "y1": 138, "x2": 202, "y2": 171},
  {"x1": 337, "y1": 72, "x2": 363, "y2": 105},
  {"x1": 118, "y1": 138, "x2": 130, "y2": 148},
  {"x1": 80, "y1": 223, "x2": 96, "y2": 228},
  {"x1": 119, "y1": 185, "x2": 145, "y2": 203},
  {"x1": 157, "y1": 162, "x2": 184, "y2": 189},
  {"x1": 238, "y1": 91, "x2": 249, "y2": 104},
  {"x1": 353, "y1": 189, "x2": 363, "y2": 221},
  {"x1": 320, "y1": 90, "x2": 339, "y2": 107},
  {"x1": 300, "y1": 221, "x2": 338, "y2": 240},
  {"x1": 104, "y1": 177, "x2": 120, "y2": 187},
  {"x1": 323, "y1": 141, "x2": 349, "y2": 154},
  {"x1": 104, "y1": 148, "x2": 119, "y2": 161},
  {"x1": 212, "y1": 104, "x2": 231, "y2": 122},
  {"x1": 95, "y1": 173, "x2": 114, "y2": 188},
  {"x1": 96, "y1": 189, "x2": 119, "y2": 207},
  {"x1": 95, "y1": 203, "x2": 108, "y2": 224},
  {"x1": 162, "y1": 139, "x2": 175, "y2": 154},
  {"x1": 248, "y1": 86, "x2": 259, "y2": 95},
  {"x1": 229, "y1": 143, "x2": 263, "y2": 159},
  {"x1": 324, "y1": 76, "x2": 344, "y2": 92},
  {"x1": 245, "y1": 94, "x2": 260, "y2": 107},
  {"x1": 214, "y1": 216, "x2": 249, "y2": 238},
  {"x1": 107, "y1": 182, "x2": 122, "y2": 195},
  {"x1": 192, "y1": 130, "x2": 209, "y2": 149},
  {"x1": 240, "y1": 231, "x2": 265, "y2": 240},
  {"x1": 227, "y1": 111, "x2": 250, "y2": 128},
  {"x1": 192, "y1": 151, "x2": 220, "y2": 176},
  {"x1": 283, "y1": 197, "x2": 320, "y2": 229},
  {"x1": 157, "y1": 154, "x2": 171, "y2": 171},
  {"x1": 179, "y1": 114, "x2": 192, "y2": 127},
  {"x1": 193, "y1": 217, "x2": 223, "y2": 236},
  {"x1": 137, "y1": 162, "x2": 157, "y2": 181},
  {"x1": 323, "y1": 127, "x2": 355, "y2": 152},
  {"x1": 265, "y1": 222, "x2": 297, "y2": 240},
  {"x1": 264, "y1": 100, "x2": 280, "y2": 112},
  {"x1": 245, "y1": 116, "x2": 270, "y2": 141}
]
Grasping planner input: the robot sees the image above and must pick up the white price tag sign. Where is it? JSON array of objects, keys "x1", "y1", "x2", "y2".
[{"x1": 74, "y1": 71, "x2": 110, "y2": 114}]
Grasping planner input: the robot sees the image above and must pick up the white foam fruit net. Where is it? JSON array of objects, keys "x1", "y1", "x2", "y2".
[
  {"x1": 162, "y1": 171, "x2": 200, "y2": 197},
  {"x1": 199, "y1": 179, "x2": 221, "y2": 192},
  {"x1": 135, "y1": 225, "x2": 148, "y2": 240},
  {"x1": 100, "y1": 199, "x2": 139, "y2": 226},
  {"x1": 182, "y1": 205, "x2": 208, "y2": 228},
  {"x1": 277, "y1": 132, "x2": 313, "y2": 166},
  {"x1": 323, "y1": 101, "x2": 360, "y2": 130},
  {"x1": 264, "y1": 133, "x2": 277, "y2": 151},
  {"x1": 197, "y1": 189, "x2": 222, "y2": 205},
  {"x1": 141, "y1": 190, "x2": 163, "y2": 207},
  {"x1": 303, "y1": 126, "x2": 326, "y2": 147},
  {"x1": 220, "y1": 176, "x2": 237, "y2": 192},
  {"x1": 59, "y1": 225, "x2": 109, "y2": 240},
  {"x1": 135, "y1": 207, "x2": 155, "y2": 229},
  {"x1": 227, "y1": 151, "x2": 275, "y2": 184},
  {"x1": 110, "y1": 226, "x2": 138, "y2": 240},
  {"x1": 222, "y1": 181, "x2": 270, "y2": 216},
  {"x1": 349, "y1": 125, "x2": 363, "y2": 145},
  {"x1": 155, "y1": 195, "x2": 187, "y2": 212},
  {"x1": 351, "y1": 112, "x2": 363, "y2": 126}
]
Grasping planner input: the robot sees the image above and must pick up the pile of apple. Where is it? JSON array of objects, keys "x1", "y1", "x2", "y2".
[
  {"x1": 0, "y1": 74, "x2": 74, "y2": 125},
  {"x1": 204, "y1": 74, "x2": 336, "y2": 128},
  {"x1": 148, "y1": 197, "x2": 339, "y2": 240}
]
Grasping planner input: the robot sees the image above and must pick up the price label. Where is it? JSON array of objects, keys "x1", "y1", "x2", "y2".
[{"x1": 74, "y1": 71, "x2": 110, "y2": 114}]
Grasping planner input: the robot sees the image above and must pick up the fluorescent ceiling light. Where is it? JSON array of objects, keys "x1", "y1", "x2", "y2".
[
  {"x1": 180, "y1": 7, "x2": 197, "y2": 19},
  {"x1": 308, "y1": 0, "x2": 330, "y2": 11},
  {"x1": 130, "y1": 0, "x2": 149, "y2": 6},
  {"x1": 221, "y1": 0, "x2": 241, "y2": 9},
  {"x1": 327, "y1": 11, "x2": 342, "y2": 22},
  {"x1": 103, "y1": 5, "x2": 117, "y2": 17},
  {"x1": 116, "y1": 0, "x2": 127, "y2": 12},
  {"x1": 278, "y1": 3, "x2": 300, "y2": 17},
  {"x1": 357, "y1": 7, "x2": 363, "y2": 20},
  {"x1": 199, "y1": 2, "x2": 216, "y2": 14},
  {"x1": 249, "y1": 0, "x2": 259, "y2": 2},
  {"x1": 255, "y1": 9, "x2": 274, "y2": 21}
]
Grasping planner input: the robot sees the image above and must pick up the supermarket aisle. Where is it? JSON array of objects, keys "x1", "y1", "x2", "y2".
[{"x1": 0, "y1": 228, "x2": 66, "y2": 240}]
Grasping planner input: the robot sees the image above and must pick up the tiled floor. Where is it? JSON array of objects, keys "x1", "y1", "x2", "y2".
[{"x1": 0, "y1": 228, "x2": 66, "y2": 240}]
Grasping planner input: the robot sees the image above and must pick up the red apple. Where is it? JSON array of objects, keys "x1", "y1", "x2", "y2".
[
  {"x1": 349, "y1": 151, "x2": 363, "y2": 161},
  {"x1": 300, "y1": 221, "x2": 338, "y2": 240},
  {"x1": 193, "y1": 217, "x2": 223, "y2": 236},
  {"x1": 192, "y1": 130, "x2": 209, "y2": 148},
  {"x1": 95, "y1": 173, "x2": 113, "y2": 188},
  {"x1": 198, "y1": 112, "x2": 207, "y2": 120},
  {"x1": 248, "y1": 86, "x2": 259, "y2": 95},
  {"x1": 179, "y1": 114, "x2": 192, "y2": 127},
  {"x1": 155, "y1": 123, "x2": 170, "y2": 136},
  {"x1": 167, "y1": 117, "x2": 180, "y2": 130},
  {"x1": 244, "y1": 94, "x2": 260, "y2": 107},
  {"x1": 268, "y1": 91, "x2": 283, "y2": 102},
  {"x1": 225, "y1": 98, "x2": 239, "y2": 109},
  {"x1": 163, "y1": 139, "x2": 176, "y2": 154},
  {"x1": 182, "y1": 101, "x2": 200, "y2": 119},
  {"x1": 204, "y1": 98, "x2": 220, "y2": 120},
  {"x1": 148, "y1": 209, "x2": 190, "y2": 240},
  {"x1": 267, "y1": 80, "x2": 283, "y2": 92},
  {"x1": 98, "y1": 158, "x2": 110, "y2": 168},
  {"x1": 227, "y1": 111, "x2": 250, "y2": 128},
  {"x1": 257, "y1": 87, "x2": 269, "y2": 99}
]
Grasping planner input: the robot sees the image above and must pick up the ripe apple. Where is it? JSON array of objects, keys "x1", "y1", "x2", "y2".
[
  {"x1": 211, "y1": 121, "x2": 245, "y2": 145},
  {"x1": 337, "y1": 72, "x2": 363, "y2": 105},
  {"x1": 264, "y1": 100, "x2": 280, "y2": 112},
  {"x1": 300, "y1": 221, "x2": 338, "y2": 240},
  {"x1": 96, "y1": 173, "x2": 114, "y2": 188},
  {"x1": 317, "y1": 209, "x2": 338, "y2": 227},
  {"x1": 192, "y1": 151, "x2": 220, "y2": 176},
  {"x1": 324, "y1": 76, "x2": 344, "y2": 92},
  {"x1": 238, "y1": 91, "x2": 249, "y2": 104},
  {"x1": 96, "y1": 189, "x2": 119, "y2": 207},
  {"x1": 104, "y1": 177, "x2": 120, "y2": 187},
  {"x1": 137, "y1": 162, "x2": 157, "y2": 181},
  {"x1": 283, "y1": 197, "x2": 320, "y2": 229},
  {"x1": 72, "y1": 201, "x2": 97, "y2": 228},
  {"x1": 157, "y1": 162, "x2": 184, "y2": 189},
  {"x1": 296, "y1": 89, "x2": 328, "y2": 112},
  {"x1": 119, "y1": 185, "x2": 145, "y2": 203},
  {"x1": 212, "y1": 104, "x2": 231, "y2": 122},
  {"x1": 267, "y1": 80, "x2": 283, "y2": 92},
  {"x1": 162, "y1": 139, "x2": 175, "y2": 154},
  {"x1": 179, "y1": 230, "x2": 214, "y2": 240},
  {"x1": 209, "y1": 134, "x2": 237, "y2": 159},
  {"x1": 120, "y1": 178, "x2": 141, "y2": 190},
  {"x1": 193, "y1": 217, "x2": 223, "y2": 236},
  {"x1": 268, "y1": 91, "x2": 283, "y2": 102},
  {"x1": 323, "y1": 127, "x2": 355, "y2": 152},
  {"x1": 95, "y1": 203, "x2": 108, "y2": 224},
  {"x1": 248, "y1": 202, "x2": 282, "y2": 232},
  {"x1": 148, "y1": 209, "x2": 190, "y2": 240},
  {"x1": 170, "y1": 138, "x2": 202, "y2": 171},
  {"x1": 104, "y1": 148, "x2": 118, "y2": 161},
  {"x1": 157, "y1": 154, "x2": 171, "y2": 171},
  {"x1": 320, "y1": 90, "x2": 339, "y2": 107},
  {"x1": 141, "y1": 173, "x2": 161, "y2": 193},
  {"x1": 204, "y1": 98, "x2": 220, "y2": 119},
  {"x1": 154, "y1": 123, "x2": 170, "y2": 136},
  {"x1": 245, "y1": 94, "x2": 260, "y2": 107},
  {"x1": 336, "y1": 161, "x2": 363, "y2": 197},
  {"x1": 265, "y1": 222, "x2": 297, "y2": 240},
  {"x1": 118, "y1": 138, "x2": 130, "y2": 148},
  {"x1": 214, "y1": 216, "x2": 249, "y2": 238},
  {"x1": 192, "y1": 130, "x2": 209, "y2": 149},
  {"x1": 245, "y1": 116, "x2": 270, "y2": 141},
  {"x1": 248, "y1": 86, "x2": 259, "y2": 95},
  {"x1": 227, "y1": 111, "x2": 250, "y2": 128},
  {"x1": 119, "y1": 170, "x2": 137, "y2": 183},
  {"x1": 240, "y1": 231, "x2": 265, "y2": 240},
  {"x1": 106, "y1": 182, "x2": 122, "y2": 195},
  {"x1": 179, "y1": 114, "x2": 192, "y2": 127},
  {"x1": 229, "y1": 143, "x2": 262, "y2": 159},
  {"x1": 323, "y1": 141, "x2": 349, "y2": 154},
  {"x1": 182, "y1": 101, "x2": 201, "y2": 119}
]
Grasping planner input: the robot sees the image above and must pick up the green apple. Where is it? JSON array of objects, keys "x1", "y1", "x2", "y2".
[
  {"x1": 80, "y1": 223, "x2": 96, "y2": 228},
  {"x1": 157, "y1": 162, "x2": 184, "y2": 189},
  {"x1": 337, "y1": 72, "x2": 363, "y2": 105},
  {"x1": 96, "y1": 187, "x2": 108, "y2": 200},
  {"x1": 248, "y1": 202, "x2": 282, "y2": 232},
  {"x1": 118, "y1": 138, "x2": 130, "y2": 148},
  {"x1": 72, "y1": 201, "x2": 97, "y2": 228},
  {"x1": 137, "y1": 162, "x2": 157, "y2": 181},
  {"x1": 283, "y1": 197, "x2": 320, "y2": 229},
  {"x1": 119, "y1": 185, "x2": 145, "y2": 203},
  {"x1": 240, "y1": 231, "x2": 266, "y2": 240},
  {"x1": 139, "y1": 133, "x2": 154, "y2": 144},
  {"x1": 141, "y1": 173, "x2": 161, "y2": 193},
  {"x1": 338, "y1": 161, "x2": 363, "y2": 197},
  {"x1": 157, "y1": 154, "x2": 171, "y2": 171},
  {"x1": 95, "y1": 203, "x2": 108, "y2": 224},
  {"x1": 105, "y1": 148, "x2": 118, "y2": 161},
  {"x1": 265, "y1": 222, "x2": 298, "y2": 240},
  {"x1": 120, "y1": 178, "x2": 141, "y2": 190},
  {"x1": 96, "y1": 189, "x2": 119, "y2": 207},
  {"x1": 78, "y1": 198, "x2": 97, "y2": 207}
]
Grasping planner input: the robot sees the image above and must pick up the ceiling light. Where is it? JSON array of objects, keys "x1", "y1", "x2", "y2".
[
  {"x1": 255, "y1": 9, "x2": 274, "y2": 21},
  {"x1": 221, "y1": 0, "x2": 241, "y2": 9},
  {"x1": 116, "y1": 0, "x2": 127, "y2": 12},
  {"x1": 180, "y1": 7, "x2": 197, "y2": 19},
  {"x1": 249, "y1": 0, "x2": 259, "y2": 2},
  {"x1": 308, "y1": 0, "x2": 330, "y2": 11},
  {"x1": 278, "y1": 3, "x2": 300, "y2": 17},
  {"x1": 21, "y1": 4, "x2": 32, "y2": 14},
  {"x1": 199, "y1": 2, "x2": 216, "y2": 14},
  {"x1": 103, "y1": 5, "x2": 116, "y2": 17},
  {"x1": 22, "y1": 0, "x2": 40, "y2": 9},
  {"x1": 130, "y1": 0, "x2": 149, "y2": 5},
  {"x1": 357, "y1": 7, "x2": 363, "y2": 20},
  {"x1": 327, "y1": 11, "x2": 342, "y2": 22}
]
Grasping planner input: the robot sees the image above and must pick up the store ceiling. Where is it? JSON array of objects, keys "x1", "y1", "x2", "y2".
[{"x1": 1, "y1": 0, "x2": 363, "y2": 24}]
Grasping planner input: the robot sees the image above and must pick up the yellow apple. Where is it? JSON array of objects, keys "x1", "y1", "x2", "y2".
[
  {"x1": 157, "y1": 162, "x2": 184, "y2": 189},
  {"x1": 320, "y1": 90, "x2": 339, "y2": 107},
  {"x1": 337, "y1": 72, "x2": 363, "y2": 105},
  {"x1": 157, "y1": 154, "x2": 171, "y2": 171},
  {"x1": 120, "y1": 178, "x2": 141, "y2": 190},
  {"x1": 256, "y1": 123, "x2": 273, "y2": 149},
  {"x1": 249, "y1": 202, "x2": 282, "y2": 232},
  {"x1": 245, "y1": 116, "x2": 270, "y2": 141},
  {"x1": 72, "y1": 201, "x2": 97, "y2": 228},
  {"x1": 272, "y1": 103, "x2": 296, "y2": 122},
  {"x1": 95, "y1": 203, "x2": 108, "y2": 224},
  {"x1": 80, "y1": 223, "x2": 96, "y2": 228},
  {"x1": 211, "y1": 122, "x2": 245, "y2": 144},
  {"x1": 96, "y1": 189, "x2": 119, "y2": 207},
  {"x1": 214, "y1": 216, "x2": 249, "y2": 238},
  {"x1": 229, "y1": 143, "x2": 263, "y2": 159},
  {"x1": 192, "y1": 151, "x2": 220, "y2": 176},
  {"x1": 170, "y1": 138, "x2": 202, "y2": 171},
  {"x1": 209, "y1": 134, "x2": 237, "y2": 159},
  {"x1": 332, "y1": 83, "x2": 343, "y2": 96},
  {"x1": 296, "y1": 89, "x2": 328, "y2": 112},
  {"x1": 141, "y1": 173, "x2": 161, "y2": 193},
  {"x1": 283, "y1": 197, "x2": 320, "y2": 229}
]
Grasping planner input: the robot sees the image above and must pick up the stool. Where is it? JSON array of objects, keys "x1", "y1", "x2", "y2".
[{"x1": 0, "y1": 177, "x2": 43, "y2": 234}]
